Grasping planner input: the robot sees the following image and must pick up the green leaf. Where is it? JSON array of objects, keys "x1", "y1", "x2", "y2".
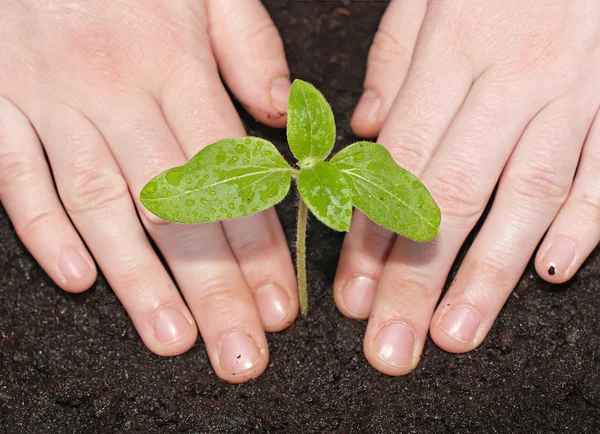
[
  {"x1": 298, "y1": 161, "x2": 352, "y2": 232},
  {"x1": 287, "y1": 79, "x2": 336, "y2": 166},
  {"x1": 330, "y1": 141, "x2": 440, "y2": 242},
  {"x1": 140, "y1": 137, "x2": 293, "y2": 223}
]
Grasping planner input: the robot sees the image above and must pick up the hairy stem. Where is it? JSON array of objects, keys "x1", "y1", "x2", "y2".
[{"x1": 297, "y1": 195, "x2": 308, "y2": 317}]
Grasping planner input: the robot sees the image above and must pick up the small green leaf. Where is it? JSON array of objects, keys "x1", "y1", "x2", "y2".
[
  {"x1": 330, "y1": 141, "x2": 440, "y2": 242},
  {"x1": 287, "y1": 79, "x2": 336, "y2": 166},
  {"x1": 140, "y1": 137, "x2": 293, "y2": 223},
  {"x1": 298, "y1": 161, "x2": 352, "y2": 232}
]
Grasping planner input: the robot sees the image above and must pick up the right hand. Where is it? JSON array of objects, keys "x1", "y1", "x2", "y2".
[{"x1": 0, "y1": 0, "x2": 298, "y2": 383}]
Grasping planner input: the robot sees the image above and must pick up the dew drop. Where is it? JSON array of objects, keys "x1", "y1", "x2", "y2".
[
  {"x1": 220, "y1": 207, "x2": 228, "y2": 214},
  {"x1": 228, "y1": 202, "x2": 235, "y2": 210},
  {"x1": 185, "y1": 178, "x2": 192, "y2": 184},
  {"x1": 226, "y1": 213, "x2": 233, "y2": 218},
  {"x1": 209, "y1": 208, "x2": 216, "y2": 214},
  {"x1": 245, "y1": 138, "x2": 252, "y2": 144},
  {"x1": 166, "y1": 170, "x2": 183, "y2": 186},
  {"x1": 192, "y1": 211, "x2": 199, "y2": 217},
  {"x1": 234, "y1": 144, "x2": 246, "y2": 154},
  {"x1": 185, "y1": 199, "x2": 195, "y2": 207},
  {"x1": 144, "y1": 181, "x2": 158, "y2": 194},
  {"x1": 200, "y1": 198, "x2": 210, "y2": 205},
  {"x1": 208, "y1": 189, "x2": 217, "y2": 195},
  {"x1": 215, "y1": 151, "x2": 227, "y2": 164}
]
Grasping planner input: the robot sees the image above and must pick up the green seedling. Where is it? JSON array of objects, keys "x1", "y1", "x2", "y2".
[{"x1": 140, "y1": 80, "x2": 441, "y2": 317}]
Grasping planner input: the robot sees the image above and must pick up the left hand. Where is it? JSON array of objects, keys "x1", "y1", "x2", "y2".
[{"x1": 334, "y1": 0, "x2": 600, "y2": 375}]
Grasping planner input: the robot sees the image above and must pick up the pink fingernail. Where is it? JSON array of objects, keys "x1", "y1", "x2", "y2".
[
  {"x1": 440, "y1": 305, "x2": 480, "y2": 344},
  {"x1": 373, "y1": 322, "x2": 415, "y2": 368},
  {"x1": 342, "y1": 276, "x2": 377, "y2": 318},
  {"x1": 219, "y1": 330, "x2": 263, "y2": 375},
  {"x1": 154, "y1": 306, "x2": 193, "y2": 345},
  {"x1": 269, "y1": 77, "x2": 292, "y2": 112},
  {"x1": 255, "y1": 283, "x2": 290, "y2": 327},
  {"x1": 543, "y1": 238, "x2": 576, "y2": 277},
  {"x1": 352, "y1": 90, "x2": 380, "y2": 124},
  {"x1": 57, "y1": 248, "x2": 92, "y2": 283}
]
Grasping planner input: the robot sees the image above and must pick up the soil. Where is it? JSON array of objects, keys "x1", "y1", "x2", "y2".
[{"x1": 1, "y1": 1, "x2": 599, "y2": 432}]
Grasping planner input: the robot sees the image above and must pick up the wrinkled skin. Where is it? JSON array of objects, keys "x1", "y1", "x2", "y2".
[
  {"x1": 0, "y1": 0, "x2": 299, "y2": 383},
  {"x1": 335, "y1": 0, "x2": 600, "y2": 375}
]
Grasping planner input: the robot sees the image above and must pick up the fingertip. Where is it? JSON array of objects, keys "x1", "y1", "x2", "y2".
[
  {"x1": 254, "y1": 282, "x2": 298, "y2": 332},
  {"x1": 535, "y1": 238, "x2": 577, "y2": 284},
  {"x1": 215, "y1": 329, "x2": 269, "y2": 383},
  {"x1": 334, "y1": 275, "x2": 377, "y2": 320},
  {"x1": 350, "y1": 89, "x2": 383, "y2": 138},
  {"x1": 55, "y1": 247, "x2": 98, "y2": 293},
  {"x1": 363, "y1": 320, "x2": 419, "y2": 376},
  {"x1": 430, "y1": 304, "x2": 482, "y2": 353},
  {"x1": 148, "y1": 307, "x2": 198, "y2": 357}
]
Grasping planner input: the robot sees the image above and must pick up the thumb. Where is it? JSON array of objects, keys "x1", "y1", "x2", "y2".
[{"x1": 206, "y1": 0, "x2": 291, "y2": 128}]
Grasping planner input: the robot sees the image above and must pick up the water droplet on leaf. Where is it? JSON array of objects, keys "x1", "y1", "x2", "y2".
[{"x1": 166, "y1": 170, "x2": 183, "y2": 186}]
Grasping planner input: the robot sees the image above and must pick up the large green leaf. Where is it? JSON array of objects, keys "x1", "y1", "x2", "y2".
[
  {"x1": 140, "y1": 137, "x2": 293, "y2": 223},
  {"x1": 287, "y1": 79, "x2": 336, "y2": 166},
  {"x1": 298, "y1": 161, "x2": 352, "y2": 232},
  {"x1": 330, "y1": 141, "x2": 440, "y2": 242}
]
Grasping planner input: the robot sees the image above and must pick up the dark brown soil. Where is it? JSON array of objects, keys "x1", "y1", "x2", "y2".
[{"x1": 1, "y1": 1, "x2": 599, "y2": 432}]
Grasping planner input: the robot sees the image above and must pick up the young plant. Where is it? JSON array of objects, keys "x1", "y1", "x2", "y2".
[{"x1": 140, "y1": 80, "x2": 441, "y2": 317}]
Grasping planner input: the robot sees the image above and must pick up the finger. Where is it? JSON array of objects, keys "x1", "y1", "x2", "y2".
[
  {"x1": 535, "y1": 107, "x2": 600, "y2": 283},
  {"x1": 351, "y1": 0, "x2": 427, "y2": 137},
  {"x1": 364, "y1": 77, "x2": 541, "y2": 375},
  {"x1": 430, "y1": 93, "x2": 595, "y2": 353},
  {"x1": 101, "y1": 94, "x2": 269, "y2": 382},
  {"x1": 206, "y1": 0, "x2": 291, "y2": 127},
  {"x1": 35, "y1": 104, "x2": 198, "y2": 356},
  {"x1": 333, "y1": 212, "x2": 394, "y2": 319},
  {"x1": 160, "y1": 61, "x2": 299, "y2": 332},
  {"x1": 0, "y1": 97, "x2": 96, "y2": 292},
  {"x1": 335, "y1": 29, "x2": 473, "y2": 321}
]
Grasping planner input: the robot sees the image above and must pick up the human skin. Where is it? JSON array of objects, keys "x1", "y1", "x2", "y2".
[
  {"x1": 0, "y1": 0, "x2": 299, "y2": 383},
  {"x1": 335, "y1": 0, "x2": 600, "y2": 375}
]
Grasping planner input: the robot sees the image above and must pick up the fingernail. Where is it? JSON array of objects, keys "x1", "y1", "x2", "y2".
[
  {"x1": 255, "y1": 283, "x2": 291, "y2": 327},
  {"x1": 543, "y1": 238, "x2": 576, "y2": 277},
  {"x1": 342, "y1": 276, "x2": 377, "y2": 318},
  {"x1": 269, "y1": 77, "x2": 292, "y2": 112},
  {"x1": 57, "y1": 248, "x2": 92, "y2": 283},
  {"x1": 440, "y1": 305, "x2": 481, "y2": 344},
  {"x1": 353, "y1": 89, "x2": 380, "y2": 124},
  {"x1": 154, "y1": 306, "x2": 193, "y2": 345},
  {"x1": 373, "y1": 322, "x2": 415, "y2": 368},
  {"x1": 219, "y1": 330, "x2": 263, "y2": 375}
]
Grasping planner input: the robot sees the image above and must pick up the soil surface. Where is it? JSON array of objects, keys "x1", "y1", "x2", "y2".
[{"x1": 1, "y1": 1, "x2": 599, "y2": 432}]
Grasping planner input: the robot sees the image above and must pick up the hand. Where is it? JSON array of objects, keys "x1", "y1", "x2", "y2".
[
  {"x1": 0, "y1": 0, "x2": 298, "y2": 383},
  {"x1": 335, "y1": 0, "x2": 600, "y2": 375}
]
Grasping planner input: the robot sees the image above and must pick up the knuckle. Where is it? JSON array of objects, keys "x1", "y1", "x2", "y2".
[
  {"x1": 62, "y1": 153, "x2": 129, "y2": 214},
  {"x1": 428, "y1": 164, "x2": 486, "y2": 222},
  {"x1": 0, "y1": 153, "x2": 44, "y2": 191},
  {"x1": 138, "y1": 206, "x2": 176, "y2": 229},
  {"x1": 506, "y1": 161, "x2": 571, "y2": 206},
  {"x1": 387, "y1": 130, "x2": 434, "y2": 174},
  {"x1": 369, "y1": 26, "x2": 408, "y2": 65},
  {"x1": 226, "y1": 216, "x2": 277, "y2": 255},
  {"x1": 573, "y1": 190, "x2": 600, "y2": 221},
  {"x1": 243, "y1": 16, "x2": 280, "y2": 47},
  {"x1": 389, "y1": 269, "x2": 440, "y2": 301},
  {"x1": 15, "y1": 210, "x2": 55, "y2": 239},
  {"x1": 196, "y1": 276, "x2": 243, "y2": 317}
]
